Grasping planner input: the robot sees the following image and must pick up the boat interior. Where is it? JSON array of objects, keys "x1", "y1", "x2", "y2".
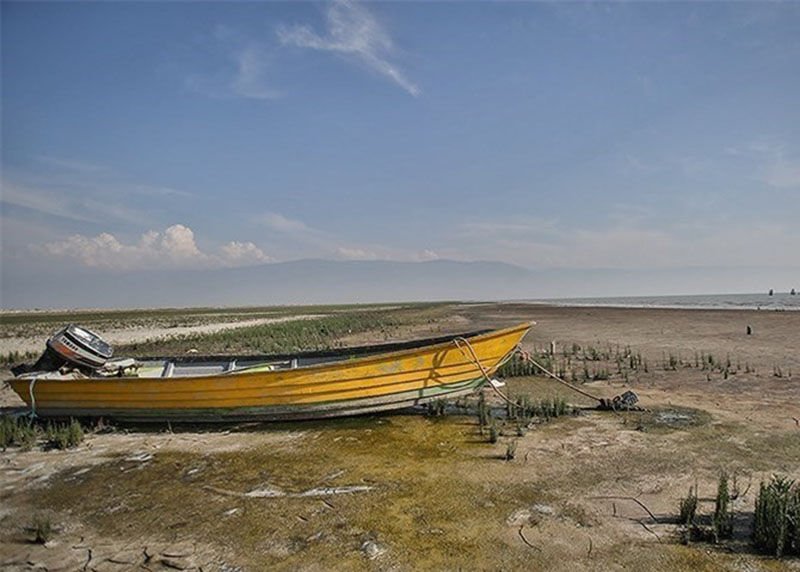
[{"x1": 18, "y1": 328, "x2": 493, "y2": 380}]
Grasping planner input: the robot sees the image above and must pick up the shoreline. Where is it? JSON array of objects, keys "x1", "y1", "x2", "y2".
[{"x1": 522, "y1": 301, "x2": 800, "y2": 312}]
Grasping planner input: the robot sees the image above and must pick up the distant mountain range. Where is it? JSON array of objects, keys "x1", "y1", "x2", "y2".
[
  {"x1": 2, "y1": 258, "x2": 797, "y2": 309},
  {"x1": 2, "y1": 259, "x2": 531, "y2": 309}
]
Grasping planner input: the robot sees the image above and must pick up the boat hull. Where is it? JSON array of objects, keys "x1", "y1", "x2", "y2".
[{"x1": 7, "y1": 323, "x2": 530, "y2": 422}]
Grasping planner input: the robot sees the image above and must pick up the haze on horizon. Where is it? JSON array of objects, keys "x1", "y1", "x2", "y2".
[{"x1": 2, "y1": 1, "x2": 798, "y2": 309}]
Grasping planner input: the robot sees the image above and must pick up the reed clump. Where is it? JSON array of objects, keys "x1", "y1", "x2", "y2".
[
  {"x1": 679, "y1": 485, "x2": 698, "y2": 528},
  {"x1": 30, "y1": 515, "x2": 53, "y2": 544},
  {"x1": 426, "y1": 399, "x2": 447, "y2": 417},
  {"x1": 678, "y1": 478, "x2": 734, "y2": 545},
  {"x1": 504, "y1": 440, "x2": 517, "y2": 461},
  {"x1": 505, "y1": 395, "x2": 569, "y2": 424},
  {"x1": 712, "y1": 472, "x2": 734, "y2": 542},
  {"x1": 44, "y1": 418, "x2": 84, "y2": 450},
  {"x1": 677, "y1": 473, "x2": 800, "y2": 557},
  {"x1": 488, "y1": 418, "x2": 499, "y2": 444},
  {"x1": 0, "y1": 415, "x2": 37, "y2": 450},
  {"x1": 753, "y1": 475, "x2": 800, "y2": 557}
]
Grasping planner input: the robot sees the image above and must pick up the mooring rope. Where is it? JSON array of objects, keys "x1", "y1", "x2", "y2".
[
  {"x1": 454, "y1": 335, "x2": 606, "y2": 407},
  {"x1": 453, "y1": 337, "x2": 521, "y2": 409},
  {"x1": 514, "y1": 345, "x2": 604, "y2": 404},
  {"x1": 28, "y1": 377, "x2": 38, "y2": 419}
]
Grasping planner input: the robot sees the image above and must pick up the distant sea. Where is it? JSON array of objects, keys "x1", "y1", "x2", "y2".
[{"x1": 529, "y1": 292, "x2": 800, "y2": 311}]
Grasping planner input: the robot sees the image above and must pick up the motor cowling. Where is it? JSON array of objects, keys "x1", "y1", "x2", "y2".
[{"x1": 14, "y1": 325, "x2": 113, "y2": 375}]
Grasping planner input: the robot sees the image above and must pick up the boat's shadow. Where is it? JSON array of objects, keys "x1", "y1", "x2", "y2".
[{"x1": 1, "y1": 403, "x2": 480, "y2": 435}]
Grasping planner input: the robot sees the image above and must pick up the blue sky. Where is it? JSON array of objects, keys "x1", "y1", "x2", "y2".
[{"x1": 2, "y1": 1, "x2": 798, "y2": 294}]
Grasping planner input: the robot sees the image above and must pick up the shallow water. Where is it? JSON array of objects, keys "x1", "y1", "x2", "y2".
[{"x1": 529, "y1": 292, "x2": 800, "y2": 311}]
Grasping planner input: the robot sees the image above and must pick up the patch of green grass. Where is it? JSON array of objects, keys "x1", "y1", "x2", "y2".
[{"x1": 118, "y1": 305, "x2": 447, "y2": 356}]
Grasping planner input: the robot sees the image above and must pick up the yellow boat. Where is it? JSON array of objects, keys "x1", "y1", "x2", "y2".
[{"x1": 7, "y1": 323, "x2": 531, "y2": 422}]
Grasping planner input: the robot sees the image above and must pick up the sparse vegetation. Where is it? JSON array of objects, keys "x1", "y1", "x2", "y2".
[
  {"x1": 118, "y1": 305, "x2": 446, "y2": 356},
  {"x1": 1, "y1": 350, "x2": 39, "y2": 366}
]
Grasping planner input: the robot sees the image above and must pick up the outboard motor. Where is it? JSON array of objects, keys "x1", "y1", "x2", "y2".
[{"x1": 13, "y1": 324, "x2": 113, "y2": 375}]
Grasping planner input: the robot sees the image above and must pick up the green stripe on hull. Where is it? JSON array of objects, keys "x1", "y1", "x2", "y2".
[{"x1": 31, "y1": 376, "x2": 487, "y2": 422}]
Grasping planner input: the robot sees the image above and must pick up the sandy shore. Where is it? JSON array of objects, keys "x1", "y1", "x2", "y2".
[{"x1": 2, "y1": 303, "x2": 799, "y2": 570}]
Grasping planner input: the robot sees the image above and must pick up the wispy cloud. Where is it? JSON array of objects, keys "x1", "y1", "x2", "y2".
[
  {"x1": 230, "y1": 44, "x2": 281, "y2": 100},
  {"x1": 255, "y1": 210, "x2": 437, "y2": 262},
  {"x1": 766, "y1": 160, "x2": 800, "y2": 189},
  {"x1": 258, "y1": 211, "x2": 317, "y2": 235},
  {"x1": 37, "y1": 224, "x2": 271, "y2": 270},
  {"x1": 278, "y1": 0, "x2": 420, "y2": 97},
  {"x1": 724, "y1": 139, "x2": 800, "y2": 190},
  {"x1": 451, "y1": 216, "x2": 800, "y2": 270},
  {"x1": 186, "y1": 25, "x2": 280, "y2": 101},
  {"x1": 2, "y1": 160, "x2": 194, "y2": 228},
  {"x1": 1, "y1": 179, "x2": 144, "y2": 225}
]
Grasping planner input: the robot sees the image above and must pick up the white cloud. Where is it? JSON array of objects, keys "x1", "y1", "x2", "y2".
[
  {"x1": 37, "y1": 224, "x2": 271, "y2": 270},
  {"x1": 221, "y1": 240, "x2": 272, "y2": 264},
  {"x1": 278, "y1": 0, "x2": 420, "y2": 96},
  {"x1": 419, "y1": 249, "x2": 439, "y2": 261},
  {"x1": 258, "y1": 211, "x2": 315, "y2": 234},
  {"x1": 335, "y1": 246, "x2": 377, "y2": 260}
]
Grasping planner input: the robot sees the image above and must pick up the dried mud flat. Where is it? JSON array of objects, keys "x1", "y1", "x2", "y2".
[{"x1": 1, "y1": 303, "x2": 800, "y2": 571}]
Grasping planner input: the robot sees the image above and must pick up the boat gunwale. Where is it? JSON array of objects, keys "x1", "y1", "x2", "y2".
[
  {"x1": 9, "y1": 323, "x2": 532, "y2": 384},
  {"x1": 136, "y1": 322, "x2": 531, "y2": 380}
]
